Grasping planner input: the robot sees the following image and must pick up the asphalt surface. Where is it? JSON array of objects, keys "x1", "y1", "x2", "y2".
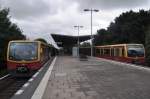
[
  {"x1": 11, "y1": 58, "x2": 53, "y2": 99},
  {"x1": 42, "y1": 56, "x2": 150, "y2": 99}
]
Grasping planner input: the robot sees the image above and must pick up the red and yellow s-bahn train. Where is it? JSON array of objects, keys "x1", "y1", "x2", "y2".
[
  {"x1": 7, "y1": 40, "x2": 57, "y2": 77},
  {"x1": 95, "y1": 44, "x2": 145, "y2": 64},
  {"x1": 80, "y1": 44, "x2": 145, "y2": 64}
]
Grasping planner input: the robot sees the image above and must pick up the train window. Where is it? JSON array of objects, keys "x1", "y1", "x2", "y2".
[
  {"x1": 114, "y1": 48, "x2": 120, "y2": 56},
  {"x1": 102, "y1": 49, "x2": 104, "y2": 55},
  {"x1": 119, "y1": 48, "x2": 123, "y2": 57},
  {"x1": 100, "y1": 49, "x2": 103, "y2": 55},
  {"x1": 114, "y1": 48, "x2": 116, "y2": 56},
  {"x1": 127, "y1": 45, "x2": 144, "y2": 57},
  {"x1": 40, "y1": 48, "x2": 43, "y2": 53},
  {"x1": 104, "y1": 48, "x2": 110, "y2": 55},
  {"x1": 122, "y1": 48, "x2": 125, "y2": 56},
  {"x1": 96, "y1": 49, "x2": 100, "y2": 55},
  {"x1": 99, "y1": 49, "x2": 101, "y2": 55},
  {"x1": 99, "y1": 49, "x2": 103, "y2": 55},
  {"x1": 9, "y1": 42, "x2": 38, "y2": 61},
  {"x1": 111, "y1": 48, "x2": 114, "y2": 56}
]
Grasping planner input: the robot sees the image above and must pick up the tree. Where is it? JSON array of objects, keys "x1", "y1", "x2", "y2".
[
  {"x1": 94, "y1": 10, "x2": 150, "y2": 46},
  {"x1": 93, "y1": 29, "x2": 112, "y2": 45},
  {"x1": 107, "y1": 10, "x2": 150, "y2": 45},
  {"x1": 0, "y1": 8, "x2": 25, "y2": 61}
]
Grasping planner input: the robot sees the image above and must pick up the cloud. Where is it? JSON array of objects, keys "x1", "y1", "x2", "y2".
[
  {"x1": 0, "y1": 0, "x2": 52, "y2": 20},
  {"x1": 0, "y1": 0, "x2": 150, "y2": 39},
  {"x1": 74, "y1": 0, "x2": 149, "y2": 10},
  {"x1": 10, "y1": 2, "x2": 91, "y2": 36}
]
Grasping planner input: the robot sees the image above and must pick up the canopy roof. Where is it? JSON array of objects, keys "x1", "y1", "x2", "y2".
[
  {"x1": 27, "y1": 33, "x2": 92, "y2": 49},
  {"x1": 51, "y1": 34, "x2": 92, "y2": 47}
]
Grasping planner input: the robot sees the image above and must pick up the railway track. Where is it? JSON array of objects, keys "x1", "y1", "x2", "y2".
[
  {"x1": 0, "y1": 57, "x2": 54, "y2": 99},
  {"x1": 0, "y1": 75, "x2": 29, "y2": 99}
]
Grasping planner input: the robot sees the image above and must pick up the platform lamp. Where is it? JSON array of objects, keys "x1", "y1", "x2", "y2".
[
  {"x1": 74, "y1": 25, "x2": 83, "y2": 57},
  {"x1": 84, "y1": 9, "x2": 99, "y2": 57}
]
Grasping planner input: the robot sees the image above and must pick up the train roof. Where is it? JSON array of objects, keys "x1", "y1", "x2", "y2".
[
  {"x1": 9, "y1": 40, "x2": 42, "y2": 43},
  {"x1": 95, "y1": 44, "x2": 144, "y2": 48},
  {"x1": 26, "y1": 34, "x2": 60, "y2": 49},
  {"x1": 9, "y1": 40, "x2": 54, "y2": 47}
]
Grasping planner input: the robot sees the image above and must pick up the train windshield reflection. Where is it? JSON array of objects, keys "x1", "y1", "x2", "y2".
[
  {"x1": 127, "y1": 45, "x2": 144, "y2": 57},
  {"x1": 9, "y1": 42, "x2": 38, "y2": 61}
]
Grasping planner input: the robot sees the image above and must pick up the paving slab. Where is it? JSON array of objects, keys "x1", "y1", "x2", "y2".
[{"x1": 42, "y1": 56, "x2": 150, "y2": 99}]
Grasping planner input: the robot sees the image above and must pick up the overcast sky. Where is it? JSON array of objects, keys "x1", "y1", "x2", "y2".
[{"x1": 0, "y1": 0, "x2": 150, "y2": 38}]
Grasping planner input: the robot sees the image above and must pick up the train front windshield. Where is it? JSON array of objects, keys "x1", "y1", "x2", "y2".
[
  {"x1": 127, "y1": 45, "x2": 144, "y2": 57},
  {"x1": 8, "y1": 42, "x2": 38, "y2": 61}
]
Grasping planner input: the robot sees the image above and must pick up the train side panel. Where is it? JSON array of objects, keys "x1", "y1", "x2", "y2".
[
  {"x1": 94, "y1": 44, "x2": 145, "y2": 65},
  {"x1": 80, "y1": 44, "x2": 145, "y2": 65}
]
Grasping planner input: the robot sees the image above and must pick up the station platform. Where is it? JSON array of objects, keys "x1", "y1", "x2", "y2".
[{"x1": 32, "y1": 56, "x2": 150, "y2": 99}]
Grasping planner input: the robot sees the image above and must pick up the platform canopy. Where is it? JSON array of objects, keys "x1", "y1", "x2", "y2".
[
  {"x1": 51, "y1": 34, "x2": 92, "y2": 47},
  {"x1": 26, "y1": 33, "x2": 59, "y2": 49},
  {"x1": 26, "y1": 33, "x2": 92, "y2": 51}
]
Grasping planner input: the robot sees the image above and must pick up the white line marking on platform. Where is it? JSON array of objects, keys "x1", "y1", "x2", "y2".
[
  {"x1": 95, "y1": 57, "x2": 150, "y2": 72},
  {"x1": 38, "y1": 67, "x2": 43, "y2": 72},
  {"x1": 28, "y1": 78, "x2": 33, "y2": 82},
  {"x1": 31, "y1": 57, "x2": 57, "y2": 99},
  {"x1": 0, "y1": 74, "x2": 10, "y2": 80},
  {"x1": 15, "y1": 90, "x2": 24, "y2": 95},
  {"x1": 23, "y1": 83, "x2": 29, "y2": 88},
  {"x1": 33, "y1": 72, "x2": 39, "y2": 78},
  {"x1": 38, "y1": 69, "x2": 42, "y2": 72},
  {"x1": 12, "y1": 59, "x2": 52, "y2": 98}
]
